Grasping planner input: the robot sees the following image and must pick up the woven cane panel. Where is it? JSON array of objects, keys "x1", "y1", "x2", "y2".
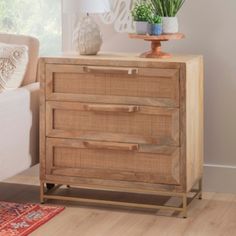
[
  {"x1": 52, "y1": 146, "x2": 180, "y2": 184},
  {"x1": 53, "y1": 109, "x2": 174, "y2": 141},
  {"x1": 53, "y1": 71, "x2": 179, "y2": 102}
]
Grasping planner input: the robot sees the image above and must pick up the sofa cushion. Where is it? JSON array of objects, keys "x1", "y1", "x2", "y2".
[{"x1": 0, "y1": 42, "x2": 28, "y2": 92}]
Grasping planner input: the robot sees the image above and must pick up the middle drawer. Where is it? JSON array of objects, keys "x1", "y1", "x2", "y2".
[{"x1": 46, "y1": 101, "x2": 179, "y2": 146}]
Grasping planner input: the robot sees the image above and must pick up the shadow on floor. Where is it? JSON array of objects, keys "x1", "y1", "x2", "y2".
[
  {"x1": 0, "y1": 182, "x2": 184, "y2": 217},
  {"x1": 0, "y1": 182, "x2": 40, "y2": 203}
]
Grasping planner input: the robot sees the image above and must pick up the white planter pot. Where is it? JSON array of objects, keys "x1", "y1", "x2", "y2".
[
  {"x1": 135, "y1": 21, "x2": 148, "y2": 35},
  {"x1": 162, "y1": 17, "x2": 178, "y2": 34}
]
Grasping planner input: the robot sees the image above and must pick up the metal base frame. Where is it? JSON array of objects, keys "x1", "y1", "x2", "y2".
[{"x1": 40, "y1": 179, "x2": 202, "y2": 218}]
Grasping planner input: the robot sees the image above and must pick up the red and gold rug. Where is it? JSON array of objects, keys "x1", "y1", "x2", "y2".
[{"x1": 0, "y1": 201, "x2": 64, "y2": 236}]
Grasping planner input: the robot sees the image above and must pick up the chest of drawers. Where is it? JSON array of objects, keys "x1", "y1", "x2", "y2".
[{"x1": 39, "y1": 53, "x2": 204, "y2": 217}]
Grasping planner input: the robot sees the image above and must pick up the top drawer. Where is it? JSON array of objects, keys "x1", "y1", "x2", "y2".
[{"x1": 45, "y1": 65, "x2": 179, "y2": 107}]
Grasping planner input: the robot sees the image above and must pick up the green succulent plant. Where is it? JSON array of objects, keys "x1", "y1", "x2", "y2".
[
  {"x1": 150, "y1": 0, "x2": 186, "y2": 17},
  {"x1": 131, "y1": 1, "x2": 153, "y2": 22},
  {"x1": 148, "y1": 15, "x2": 162, "y2": 24}
]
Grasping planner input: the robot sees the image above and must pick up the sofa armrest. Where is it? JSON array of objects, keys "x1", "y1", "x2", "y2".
[
  {"x1": 21, "y1": 82, "x2": 40, "y2": 92},
  {"x1": 0, "y1": 82, "x2": 40, "y2": 104},
  {"x1": 0, "y1": 82, "x2": 40, "y2": 181}
]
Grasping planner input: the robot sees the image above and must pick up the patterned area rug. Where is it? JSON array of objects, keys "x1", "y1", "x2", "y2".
[{"x1": 0, "y1": 201, "x2": 64, "y2": 236}]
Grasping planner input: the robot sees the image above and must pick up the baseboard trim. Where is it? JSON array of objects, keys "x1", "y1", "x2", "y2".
[{"x1": 203, "y1": 163, "x2": 236, "y2": 193}]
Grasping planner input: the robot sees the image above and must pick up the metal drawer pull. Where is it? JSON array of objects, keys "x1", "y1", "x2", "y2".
[
  {"x1": 83, "y1": 104, "x2": 140, "y2": 113},
  {"x1": 83, "y1": 141, "x2": 139, "y2": 151},
  {"x1": 83, "y1": 66, "x2": 138, "y2": 75}
]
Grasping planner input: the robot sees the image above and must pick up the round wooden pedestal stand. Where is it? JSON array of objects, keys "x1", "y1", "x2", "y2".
[{"x1": 129, "y1": 33, "x2": 185, "y2": 59}]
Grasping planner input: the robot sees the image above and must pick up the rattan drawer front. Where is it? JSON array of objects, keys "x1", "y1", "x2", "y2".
[
  {"x1": 46, "y1": 101, "x2": 180, "y2": 146},
  {"x1": 46, "y1": 138, "x2": 181, "y2": 185},
  {"x1": 46, "y1": 64, "x2": 179, "y2": 107}
]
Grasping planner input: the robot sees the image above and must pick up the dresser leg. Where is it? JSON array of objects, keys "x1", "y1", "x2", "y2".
[
  {"x1": 183, "y1": 194, "x2": 188, "y2": 218},
  {"x1": 199, "y1": 178, "x2": 203, "y2": 200},
  {"x1": 40, "y1": 182, "x2": 45, "y2": 204}
]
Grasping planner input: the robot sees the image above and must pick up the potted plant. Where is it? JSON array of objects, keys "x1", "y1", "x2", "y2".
[
  {"x1": 131, "y1": 1, "x2": 153, "y2": 35},
  {"x1": 150, "y1": 0, "x2": 185, "y2": 34},
  {"x1": 148, "y1": 15, "x2": 162, "y2": 35}
]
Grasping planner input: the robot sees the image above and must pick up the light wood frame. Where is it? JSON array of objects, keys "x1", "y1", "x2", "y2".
[{"x1": 39, "y1": 54, "x2": 204, "y2": 218}]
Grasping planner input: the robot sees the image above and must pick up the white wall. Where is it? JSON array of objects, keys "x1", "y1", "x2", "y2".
[{"x1": 63, "y1": 0, "x2": 236, "y2": 193}]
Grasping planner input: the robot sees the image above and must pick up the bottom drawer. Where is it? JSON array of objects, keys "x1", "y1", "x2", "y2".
[{"x1": 46, "y1": 138, "x2": 181, "y2": 185}]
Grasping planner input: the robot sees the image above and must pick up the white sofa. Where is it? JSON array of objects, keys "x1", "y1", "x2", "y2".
[{"x1": 0, "y1": 33, "x2": 40, "y2": 181}]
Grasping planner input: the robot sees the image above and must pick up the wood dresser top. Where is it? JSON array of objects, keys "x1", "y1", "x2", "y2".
[{"x1": 40, "y1": 52, "x2": 202, "y2": 64}]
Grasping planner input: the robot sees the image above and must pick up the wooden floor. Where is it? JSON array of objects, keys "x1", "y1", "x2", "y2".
[{"x1": 1, "y1": 166, "x2": 236, "y2": 236}]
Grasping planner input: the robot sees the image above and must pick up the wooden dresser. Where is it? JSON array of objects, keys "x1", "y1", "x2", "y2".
[{"x1": 39, "y1": 53, "x2": 204, "y2": 217}]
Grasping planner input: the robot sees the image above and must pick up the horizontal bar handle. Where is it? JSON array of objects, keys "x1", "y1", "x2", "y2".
[
  {"x1": 83, "y1": 141, "x2": 139, "y2": 151},
  {"x1": 83, "y1": 104, "x2": 140, "y2": 113},
  {"x1": 83, "y1": 66, "x2": 138, "y2": 75}
]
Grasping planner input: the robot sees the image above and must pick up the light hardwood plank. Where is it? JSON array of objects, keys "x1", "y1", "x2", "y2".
[{"x1": 1, "y1": 168, "x2": 236, "y2": 236}]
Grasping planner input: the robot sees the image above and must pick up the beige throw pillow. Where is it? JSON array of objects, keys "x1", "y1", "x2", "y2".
[{"x1": 0, "y1": 42, "x2": 28, "y2": 92}]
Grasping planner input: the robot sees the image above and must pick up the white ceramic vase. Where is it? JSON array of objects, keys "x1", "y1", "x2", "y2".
[
  {"x1": 135, "y1": 21, "x2": 148, "y2": 35},
  {"x1": 162, "y1": 17, "x2": 179, "y2": 34},
  {"x1": 73, "y1": 16, "x2": 102, "y2": 55}
]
